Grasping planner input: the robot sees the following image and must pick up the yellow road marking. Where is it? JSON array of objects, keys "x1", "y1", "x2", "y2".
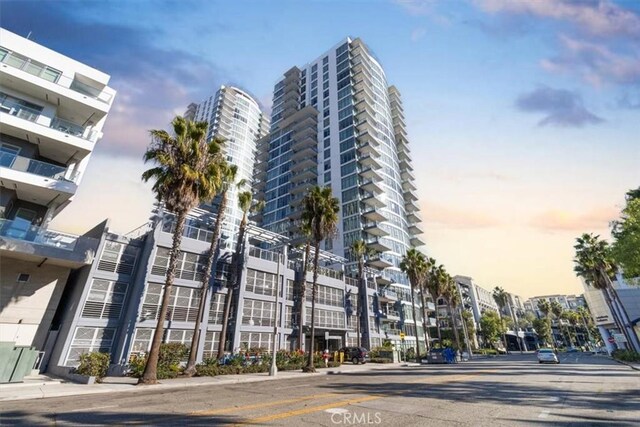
[
  {"x1": 234, "y1": 369, "x2": 495, "y2": 425},
  {"x1": 191, "y1": 392, "x2": 338, "y2": 416},
  {"x1": 236, "y1": 395, "x2": 381, "y2": 425}
]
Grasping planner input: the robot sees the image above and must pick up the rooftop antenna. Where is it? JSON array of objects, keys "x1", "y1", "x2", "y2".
[{"x1": 26, "y1": 31, "x2": 32, "y2": 40}]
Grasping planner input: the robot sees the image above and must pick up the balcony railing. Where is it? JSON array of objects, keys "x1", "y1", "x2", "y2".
[
  {"x1": 161, "y1": 218, "x2": 214, "y2": 243},
  {"x1": 379, "y1": 289, "x2": 398, "y2": 300},
  {"x1": 317, "y1": 265, "x2": 344, "y2": 280},
  {"x1": 0, "y1": 152, "x2": 78, "y2": 183},
  {"x1": 0, "y1": 218, "x2": 79, "y2": 250},
  {"x1": 0, "y1": 94, "x2": 99, "y2": 142},
  {"x1": 382, "y1": 309, "x2": 400, "y2": 318},
  {"x1": 248, "y1": 246, "x2": 280, "y2": 263},
  {"x1": 0, "y1": 48, "x2": 113, "y2": 104}
]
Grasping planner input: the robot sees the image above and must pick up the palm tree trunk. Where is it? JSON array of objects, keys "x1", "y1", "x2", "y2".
[
  {"x1": 185, "y1": 191, "x2": 228, "y2": 373},
  {"x1": 409, "y1": 287, "x2": 421, "y2": 361},
  {"x1": 297, "y1": 241, "x2": 311, "y2": 351},
  {"x1": 357, "y1": 258, "x2": 363, "y2": 348},
  {"x1": 139, "y1": 209, "x2": 187, "y2": 385},
  {"x1": 419, "y1": 290, "x2": 430, "y2": 352},
  {"x1": 304, "y1": 241, "x2": 320, "y2": 372},
  {"x1": 434, "y1": 297, "x2": 442, "y2": 344},
  {"x1": 450, "y1": 303, "x2": 461, "y2": 351},
  {"x1": 217, "y1": 209, "x2": 246, "y2": 360}
]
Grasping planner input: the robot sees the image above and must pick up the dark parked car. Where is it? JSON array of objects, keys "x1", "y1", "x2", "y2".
[{"x1": 340, "y1": 347, "x2": 369, "y2": 364}]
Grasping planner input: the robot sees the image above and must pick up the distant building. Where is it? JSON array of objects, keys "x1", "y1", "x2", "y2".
[
  {"x1": 191, "y1": 86, "x2": 270, "y2": 246},
  {"x1": 524, "y1": 294, "x2": 586, "y2": 318}
]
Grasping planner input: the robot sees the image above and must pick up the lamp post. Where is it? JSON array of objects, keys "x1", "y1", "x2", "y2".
[
  {"x1": 455, "y1": 283, "x2": 472, "y2": 360},
  {"x1": 269, "y1": 247, "x2": 283, "y2": 377}
]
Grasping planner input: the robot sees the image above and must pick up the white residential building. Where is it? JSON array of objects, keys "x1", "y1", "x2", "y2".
[
  {"x1": 192, "y1": 86, "x2": 269, "y2": 246},
  {"x1": 0, "y1": 28, "x2": 115, "y2": 382}
]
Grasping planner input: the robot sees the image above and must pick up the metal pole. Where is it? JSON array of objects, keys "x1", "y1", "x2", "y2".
[{"x1": 269, "y1": 250, "x2": 281, "y2": 376}]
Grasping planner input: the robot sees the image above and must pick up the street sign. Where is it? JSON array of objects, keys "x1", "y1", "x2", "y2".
[
  {"x1": 400, "y1": 332, "x2": 405, "y2": 341},
  {"x1": 608, "y1": 336, "x2": 616, "y2": 344}
]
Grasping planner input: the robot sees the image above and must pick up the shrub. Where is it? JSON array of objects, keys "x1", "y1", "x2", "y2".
[
  {"x1": 370, "y1": 357, "x2": 393, "y2": 364},
  {"x1": 128, "y1": 343, "x2": 188, "y2": 379},
  {"x1": 612, "y1": 349, "x2": 640, "y2": 362},
  {"x1": 75, "y1": 352, "x2": 110, "y2": 382}
]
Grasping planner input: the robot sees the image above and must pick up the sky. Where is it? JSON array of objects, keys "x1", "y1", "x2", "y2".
[{"x1": 3, "y1": 0, "x2": 639, "y2": 299}]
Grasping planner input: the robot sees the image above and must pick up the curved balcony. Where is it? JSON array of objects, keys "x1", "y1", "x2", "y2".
[
  {"x1": 359, "y1": 166, "x2": 382, "y2": 182},
  {"x1": 410, "y1": 235, "x2": 425, "y2": 247},
  {"x1": 360, "y1": 154, "x2": 381, "y2": 170},
  {"x1": 361, "y1": 179, "x2": 383, "y2": 195},
  {"x1": 368, "y1": 253, "x2": 394, "y2": 269},
  {"x1": 362, "y1": 193, "x2": 385, "y2": 209},
  {"x1": 362, "y1": 208, "x2": 386, "y2": 223}
]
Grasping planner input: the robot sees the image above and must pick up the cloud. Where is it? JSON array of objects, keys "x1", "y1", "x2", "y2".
[
  {"x1": 476, "y1": 0, "x2": 640, "y2": 39},
  {"x1": 515, "y1": 85, "x2": 604, "y2": 127},
  {"x1": 420, "y1": 202, "x2": 502, "y2": 229},
  {"x1": 541, "y1": 35, "x2": 640, "y2": 86},
  {"x1": 529, "y1": 207, "x2": 617, "y2": 232},
  {"x1": 395, "y1": 0, "x2": 438, "y2": 16},
  {"x1": 1, "y1": 2, "x2": 223, "y2": 157},
  {"x1": 618, "y1": 88, "x2": 640, "y2": 109}
]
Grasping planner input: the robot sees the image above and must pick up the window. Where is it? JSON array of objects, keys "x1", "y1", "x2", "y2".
[
  {"x1": 238, "y1": 332, "x2": 272, "y2": 352},
  {"x1": 324, "y1": 171, "x2": 331, "y2": 182},
  {"x1": 81, "y1": 279, "x2": 128, "y2": 319},
  {"x1": 151, "y1": 247, "x2": 206, "y2": 282},
  {"x1": 209, "y1": 292, "x2": 225, "y2": 324},
  {"x1": 242, "y1": 299, "x2": 275, "y2": 327},
  {"x1": 140, "y1": 283, "x2": 201, "y2": 322},
  {"x1": 305, "y1": 308, "x2": 345, "y2": 329},
  {"x1": 98, "y1": 241, "x2": 138, "y2": 275},
  {"x1": 203, "y1": 331, "x2": 220, "y2": 359},
  {"x1": 245, "y1": 269, "x2": 277, "y2": 296},
  {"x1": 65, "y1": 327, "x2": 115, "y2": 366}
]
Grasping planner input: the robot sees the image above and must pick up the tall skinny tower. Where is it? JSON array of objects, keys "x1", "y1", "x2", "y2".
[{"x1": 192, "y1": 86, "x2": 269, "y2": 245}]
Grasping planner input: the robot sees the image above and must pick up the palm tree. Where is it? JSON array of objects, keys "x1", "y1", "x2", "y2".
[
  {"x1": 295, "y1": 222, "x2": 313, "y2": 352},
  {"x1": 183, "y1": 162, "x2": 239, "y2": 375},
  {"x1": 139, "y1": 117, "x2": 220, "y2": 385},
  {"x1": 216, "y1": 190, "x2": 264, "y2": 361},
  {"x1": 537, "y1": 300, "x2": 553, "y2": 348},
  {"x1": 427, "y1": 264, "x2": 448, "y2": 344},
  {"x1": 574, "y1": 233, "x2": 636, "y2": 350},
  {"x1": 351, "y1": 240, "x2": 367, "y2": 348},
  {"x1": 442, "y1": 275, "x2": 462, "y2": 351},
  {"x1": 400, "y1": 248, "x2": 428, "y2": 360},
  {"x1": 492, "y1": 286, "x2": 510, "y2": 351},
  {"x1": 550, "y1": 301, "x2": 568, "y2": 347},
  {"x1": 301, "y1": 186, "x2": 339, "y2": 372},
  {"x1": 418, "y1": 257, "x2": 435, "y2": 352}
]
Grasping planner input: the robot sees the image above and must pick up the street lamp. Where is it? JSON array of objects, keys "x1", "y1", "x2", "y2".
[{"x1": 269, "y1": 247, "x2": 284, "y2": 377}]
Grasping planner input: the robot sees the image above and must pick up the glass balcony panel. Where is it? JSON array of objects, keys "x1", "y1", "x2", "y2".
[
  {"x1": 0, "y1": 152, "x2": 74, "y2": 181},
  {"x1": 0, "y1": 218, "x2": 79, "y2": 250}
]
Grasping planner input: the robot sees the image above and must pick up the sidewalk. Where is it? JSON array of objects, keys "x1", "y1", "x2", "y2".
[
  {"x1": 612, "y1": 358, "x2": 640, "y2": 371},
  {"x1": 0, "y1": 362, "x2": 402, "y2": 402}
]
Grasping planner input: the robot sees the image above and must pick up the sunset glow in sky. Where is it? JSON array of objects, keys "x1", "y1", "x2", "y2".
[{"x1": 4, "y1": 0, "x2": 639, "y2": 298}]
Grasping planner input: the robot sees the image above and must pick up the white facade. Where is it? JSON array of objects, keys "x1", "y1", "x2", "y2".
[
  {"x1": 0, "y1": 28, "x2": 114, "y2": 365},
  {"x1": 524, "y1": 294, "x2": 586, "y2": 318},
  {"x1": 193, "y1": 86, "x2": 269, "y2": 245}
]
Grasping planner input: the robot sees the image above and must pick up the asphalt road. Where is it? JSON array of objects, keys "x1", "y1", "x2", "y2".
[{"x1": 1, "y1": 353, "x2": 638, "y2": 426}]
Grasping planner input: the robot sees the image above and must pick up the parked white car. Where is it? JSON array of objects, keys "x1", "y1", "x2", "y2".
[{"x1": 537, "y1": 348, "x2": 559, "y2": 364}]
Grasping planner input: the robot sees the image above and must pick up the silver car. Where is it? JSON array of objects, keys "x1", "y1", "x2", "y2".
[{"x1": 537, "y1": 348, "x2": 559, "y2": 364}]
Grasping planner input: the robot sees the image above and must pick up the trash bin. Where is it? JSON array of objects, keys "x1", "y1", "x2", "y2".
[{"x1": 427, "y1": 349, "x2": 446, "y2": 364}]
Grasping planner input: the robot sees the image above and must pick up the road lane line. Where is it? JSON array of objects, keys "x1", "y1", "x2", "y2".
[
  {"x1": 234, "y1": 369, "x2": 495, "y2": 425},
  {"x1": 70, "y1": 405, "x2": 118, "y2": 412},
  {"x1": 538, "y1": 410, "x2": 550, "y2": 419},
  {"x1": 191, "y1": 392, "x2": 338, "y2": 416},
  {"x1": 236, "y1": 395, "x2": 381, "y2": 425}
]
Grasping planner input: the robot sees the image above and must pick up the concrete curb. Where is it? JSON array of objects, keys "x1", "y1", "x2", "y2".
[
  {"x1": 0, "y1": 363, "x2": 405, "y2": 402},
  {"x1": 611, "y1": 358, "x2": 640, "y2": 371}
]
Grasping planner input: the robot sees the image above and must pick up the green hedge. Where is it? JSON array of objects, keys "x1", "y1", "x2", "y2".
[
  {"x1": 612, "y1": 349, "x2": 640, "y2": 362},
  {"x1": 129, "y1": 343, "x2": 188, "y2": 379},
  {"x1": 75, "y1": 352, "x2": 110, "y2": 383}
]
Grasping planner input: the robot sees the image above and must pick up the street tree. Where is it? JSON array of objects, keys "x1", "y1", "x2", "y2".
[
  {"x1": 611, "y1": 189, "x2": 640, "y2": 280},
  {"x1": 479, "y1": 310, "x2": 505, "y2": 349},
  {"x1": 215, "y1": 190, "x2": 264, "y2": 361},
  {"x1": 301, "y1": 186, "x2": 339, "y2": 372},
  {"x1": 350, "y1": 239, "x2": 368, "y2": 348},
  {"x1": 400, "y1": 248, "x2": 428, "y2": 359},
  {"x1": 185, "y1": 163, "x2": 241, "y2": 375},
  {"x1": 140, "y1": 117, "x2": 222, "y2": 384}
]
